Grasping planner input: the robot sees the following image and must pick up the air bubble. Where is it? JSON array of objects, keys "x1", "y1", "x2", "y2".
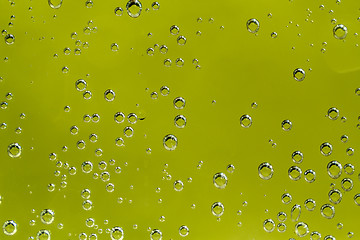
[
  {"x1": 329, "y1": 189, "x2": 342, "y2": 204},
  {"x1": 177, "y1": 36, "x2": 186, "y2": 45},
  {"x1": 173, "y1": 97, "x2": 185, "y2": 109},
  {"x1": 246, "y1": 18, "x2": 260, "y2": 33},
  {"x1": 292, "y1": 151, "x2": 303, "y2": 163},
  {"x1": 179, "y1": 225, "x2": 189, "y2": 237},
  {"x1": 258, "y1": 162, "x2": 273, "y2": 180},
  {"x1": 213, "y1": 172, "x2": 228, "y2": 189},
  {"x1": 295, "y1": 222, "x2": 309, "y2": 237},
  {"x1": 174, "y1": 115, "x2": 186, "y2": 128},
  {"x1": 304, "y1": 198, "x2": 316, "y2": 211},
  {"x1": 263, "y1": 219, "x2": 275, "y2": 232},
  {"x1": 48, "y1": 0, "x2": 63, "y2": 9},
  {"x1": 124, "y1": 126, "x2": 134, "y2": 137},
  {"x1": 3, "y1": 220, "x2": 17, "y2": 235},
  {"x1": 293, "y1": 68, "x2": 305, "y2": 81},
  {"x1": 36, "y1": 229, "x2": 51, "y2": 240},
  {"x1": 240, "y1": 114, "x2": 252, "y2": 128},
  {"x1": 40, "y1": 209, "x2": 55, "y2": 224},
  {"x1": 341, "y1": 178, "x2": 353, "y2": 191},
  {"x1": 111, "y1": 227, "x2": 124, "y2": 240},
  {"x1": 320, "y1": 142, "x2": 332, "y2": 156},
  {"x1": 126, "y1": 0, "x2": 142, "y2": 18},
  {"x1": 114, "y1": 7, "x2": 123, "y2": 16},
  {"x1": 327, "y1": 161, "x2": 342, "y2": 179},
  {"x1": 320, "y1": 204, "x2": 335, "y2": 219},
  {"x1": 304, "y1": 169, "x2": 316, "y2": 183},
  {"x1": 114, "y1": 112, "x2": 125, "y2": 123},
  {"x1": 328, "y1": 107, "x2": 339, "y2": 120},
  {"x1": 8, "y1": 143, "x2": 21, "y2": 158},
  {"x1": 170, "y1": 25, "x2": 180, "y2": 35},
  {"x1": 211, "y1": 202, "x2": 224, "y2": 217},
  {"x1": 291, "y1": 204, "x2": 301, "y2": 222},
  {"x1": 281, "y1": 119, "x2": 292, "y2": 131},
  {"x1": 104, "y1": 89, "x2": 115, "y2": 101},
  {"x1": 333, "y1": 24, "x2": 347, "y2": 40},
  {"x1": 281, "y1": 193, "x2": 292, "y2": 204}
]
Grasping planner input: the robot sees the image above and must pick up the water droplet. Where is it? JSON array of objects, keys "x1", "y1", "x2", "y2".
[
  {"x1": 173, "y1": 180, "x2": 184, "y2": 191},
  {"x1": 8, "y1": 143, "x2": 21, "y2": 158},
  {"x1": 82, "y1": 161, "x2": 93, "y2": 173},
  {"x1": 240, "y1": 114, "x2": 252, "y2": 128},
  {"x1": 176, "y1": 58, "x2": 184, "y2": 67},
  {"x1": 271, "y1": 32, "x2": 278, "y2": 38},
  {"x1": 341, "y1": 178, "x2": 353, "y2": 191},
  {"x1": 258, "y1": 162, "x2": 273, "y2": 180},
  {"x1": 277, "y1": 212, "x2": 287, "y2": 222},
  {"x1": 346, "y1": 147, "x2": 354, "y2": 156},
  {"x1": 213, "y1": 172, "x2": 228, "y2": 189},
  {"x1": 111, "y1": 43, "x2": 119, "y2": 51},
  {"x1": 333, "y1": 24, "x2": 347, "y2": 40},
  {"x1": 174, "y1": 115, "x2": 186, "y2": 128},
  {"x1": 170, "y1": 25, "x2": 180, "y2": 35},
  {"x1": 341, "y1": 134, "x2": 348, "y2": 143},
  {"x1": 160, "y1": 86, "x2": 170, "y2": 96},
  {"x1": 211, "y1": 202, "x2": 224, "y2": 217},
  {"x1": 83, "y1": 200, "x2": 93, "y2": 210},
  {"x1": 114, "y1": 112, "x2": 125, "y2": 123},
  {"x1": 124, "y1": 126, "x2": 134, "y2": 137},
  {"x1": 320, "y1": 204, "x2": 335, "y2": 219},
  {"x1": 173, "y1": 97, "x2": 185, "y2": 109},
  {"x1": 246, "y1": 18, "x2": 260, "y2": 33},
  {"x1": 310, "y1": 231, "x2": 321, "y2": 240},
  {"x1": 147, "y1": 48, "x2": 155, "y2": 56},
  {"x1": 293, "y1": 68, "x2": 305, "y2": 81},
  {"x1": 227, "y1": 164, "x2": 235, "y2": 173},
  {"x1": 83, "y1": 91, "x2": 92, "y2": 100},
  {"x1": 292, "y1": 151, "x2": 303, "y2": 163},
  {"x1": 126, "y1": 0, "x2": 142, "y2": 18},
  {"x1": 164, "y1": 58, "x2": 172, "y2": 67},
  {"x1": 85, "y1": 0, "x2": 93, "y2": 8},
  {"x1": 277, "y1": 223, "x2": 286, "y2": 232}
]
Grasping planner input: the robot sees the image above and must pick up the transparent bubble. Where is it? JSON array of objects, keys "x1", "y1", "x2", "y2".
[
  {"x1": 160, "y1": 86, "x2": 170, "y2": 96},
  {"x1": 151, "y1": 2, "x2": 160, "y2": 10},
  {"x1": 177, "y1": 36, "x2": 186, "y2": 45},
  {"x1": 288, "y1": 166, "x2": 302, "y2": 181},
  {"x1": 295, "y1": 222, "x2": 309, "y2": 237},
  {"x1": 211, "y1": 202, "x2": 224, "y2": 217},
  {"x1": 304, "y1": 169, "x2": 316, "y2": 183},
  {"x1": 174, "y1": 115, "x2": 186, "y2": 128},
  {"x1": 277, "y1": 212, "x2": 287, "y2": 222},
  {"x1": 213, "y1": 172, "x2": 228, "y2": 189},
  {"x1": 126, "y1": 0, "x2": 142, "y2": 18},
  {"x1": 328, "y1": 107, "x2": 339, "y2": 120},
  {"x1": 8, "y1": 143, "x2": 22, "y2": 158},
  {"x1": 246, "y1": 18, "x2": 260, "y2": 33},
  {"x1": 329, "y1": 189, "x2": 342, "y2": 204},
  {"x1": 85, "y1": 0, "x2": 93, "y2": 8},
  {"x1": 104, "y1": 89, "x2": 115, "y2": 101},
  {"x1": 240, "y1": 114, "x2": 252, "y2": 128},
  {"x1": 3, "y1": 220, "x2": 17, "y2": 235},
  {"x1": 341, "y1": 134, "x2": 348, "y2": 143},
  {"x1": 111, "y1": 43, "x2": 119, "y2": 52},
  {"x1": 291, "y1": 204, "x2": 301, "y2": 222},
  {"x1": 263, "y1": 219, "x2": 275, "y2": 232},
  {"x1": 4, "y1": 34, "x2": 15, "y2": 44},
  {"x1": 176, "y1": 58, "x2": 184, "y2": 67},
  {"x1": 150, "y1": 229, "x2": 162, "y2": 240},
  {"x1": 346, "y1": 147, "x2": 354, "y2": 156},
  {"x1": 100, "y1": 172, "x2": 110, "y2": 182},
  {"x1": 114, "y1": 112, "x2": 125, "y2": 123},
  {"x1": 355, "y1": 88, "x2": 360, "y2": 96},
  {"x1": 124, "y1": 126, "x2": 134, "y2": 137},
  {"x1": 320, "y1": 204, "x2": 335, "y2": 219},
  {"x1": 83, "y1": 200, "x2": 93, "y2": 210},
  {"x1": 293, "y1": 68, "x2": 305, "y2": 81},
  {"x1": 48, "y1": 0, "x2": 63, "y2": 9},
  {"x1": 64, "y1": 48, "x2": 71, "y2": 55},
  {"x1": 179, "y1": 225, "x2": 189, "y2": 237},
  {"x1": 161, "y1": 58, "x2": 171, "y2": 67},
  {"x1": 127, "y1": 113, "x2": 137, "y2": 124},
  {"x1": 86, "y1": 218, "x2": 95, "y2": 227},
  {"x1": 81, "y1": 189, "x2": 91, "y2": 199},
  {"x1": 348, "y1": 232, "x2": 354, "y2": 238},
  {"x1": 281, "y1": 119, "x2": 292, "y2": 131},
  {"x1": 40, "y1": 209, "x2": 55, "y2": 224},
  {"x1": 281, "y1": 193, "x2": 292, "y2": 204},
  {"x1": 70, "y1": 125, "x2": 78, "y2": 135},
  {"x1": 327, "y1": 161, "x2": 342, "y2": 179},
  {"x1": 341, "y1": 178, "x2": 353, "y2": 191},
  {"x1": 333, "y1": 24, "x2": 347, "y2": 40},
  {"x1": 173, "y1": 180, "x2": 184, "y2": 191},
  {"x1": 48, "y1": 183, "x2": 55, "y2": 192},
  {"x1": 170, "y1": 25, "x2": 180, "y2": 35},
  {"x1": 173, "y1": 97, "x2": 185, "y2": 109},
  {"x1": 271, "y1": 32, "x2": 278, "y2": 38},
  {"x1": 111, "y1": 227, "x2": 124, "y2": 240},
  {"x1": 36, "y1": 229, "x2": 50, "y2": 240},
  {"x1": 147, "y1": 48, "x2": 155, "y2": 56},
  {"x1": 82, "y1": 161, "x2": 93, "y2": 173},
  {"x1": 344, "y1": 163, "x2": 355, "y2": 175},
  {"x1": 320, "y1": 142, "x2": 332, "y2": 156},
  {"x1": 292, "y1": 151, "x2": 303, "y2": 163},
  {"x1": 115, "y1": 137, "x2": 125, "y2": 147},
  {"x1": 227, "y1": 164, "x2": 235, "y2": 173},
  {"x1": 258, "y1": 162, "x2": 273, "y2": 180},
  {"x1": 114, "y1": 7, "x2": 123, "y2": 16},
  {"x1": 77, "y1": 140, "x2": 86, "y2": 150},
  {"x1": 277, "y1": 223, "x2": 286, "y2": 232},
  {"x1": 83, "y1": 91, "x2": 92, "y2": 100},
  {"x1": 106, "y1": 183, "x2": 115, "y2": 192},
  {"x1": 310, "y1": 231, "x2": 321, "y2": 240}
]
